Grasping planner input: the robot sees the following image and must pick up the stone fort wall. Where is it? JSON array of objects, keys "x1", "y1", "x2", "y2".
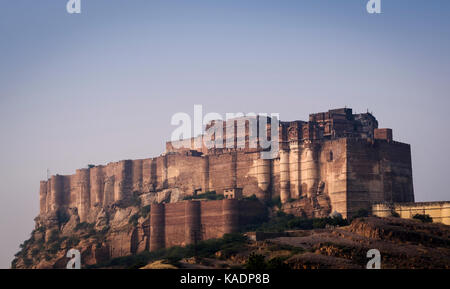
[
  {"x1": 38, "y1": 108, "x2": 415, "y2": 221},
  {"x1": 373, "y1": 202, "x2": 450, "y2": 225},
  {"x1": 149, "y1": 199, "x2": 266, "y2": 251}
]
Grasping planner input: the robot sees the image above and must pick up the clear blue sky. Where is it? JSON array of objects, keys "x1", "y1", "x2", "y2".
[{"x1": 1, "y1": 0, "x2": 449, "y2": 268}]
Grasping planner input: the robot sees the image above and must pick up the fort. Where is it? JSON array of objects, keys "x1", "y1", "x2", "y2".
[
  {"x1": 34, "y1": 107, "x2": 417, "y2": 258},
  {"x1": 38, "y1": 107, "x2": 414, "y2": 218}
]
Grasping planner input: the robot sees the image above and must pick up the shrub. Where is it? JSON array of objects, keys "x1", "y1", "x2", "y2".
[
  {"x1": 243, "y1": 194, "x2": 259, "y2": 201},
  {"x1": 265, "y1": 196, "x2": 281, "y2": 208},
  {"x1": 313, "y1": 216, "x2": 348, "y2": 228},
  {"x1": 353, "y1": 208, "x2": 370, "y2": 219},
  {"x1": 183, "y1": 191, "x2": 223, "y2": 201},
  {"x1": 412, "y1": 214, "x2": 433, "y2": 223},
  {"x1": 266, "y1": 257, "x2": 290, "y2": 270},
  {"x1": 391, "y1": 211, "x2": 400, "y2": 217},
  {"x1": 87, "y1": 233, "x2": 249, "y2": 269},
  {"x1": 165, "y1": 246, "x2": 186, "y2": 264},
  {"x1": 245, "y1": 253, "x2": 267, "y2": 270},
  {"x1": 242, "y1": 212, "x2": 348, "y2": 232},
  {"x1": 288, "y1": 218, "x2": 314, "y2": 230}
]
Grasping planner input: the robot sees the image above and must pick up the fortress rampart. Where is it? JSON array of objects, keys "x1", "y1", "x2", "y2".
[
  {"x1": 38, "y1": 108, "x2": 414, "y2": 221},
  {"x1": 148, "y1": 199, "x2": 265, "y2": 251}
]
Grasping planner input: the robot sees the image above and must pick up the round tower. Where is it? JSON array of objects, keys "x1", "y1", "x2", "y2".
[
  {"x1": 202, "y1": 156, "x2": 210, "y2": 193},
  {"x1": 46, "y1": 180, "x2": 52, "y2": 213},
  {"x1": 50, "y1": 175, "x2": 64, "y2": 212},
  {"x1": 103, "y1": 176, "x2": 114, "y2": 207},
  {"x1": 256, "y1": 158, "x2": 271, "y2": 201},
  {"x1": 222, "y1": 199, "x2": 239, "y2": 235},
  {"x1": 90, "y1": 166, "x2": 104, "y2": 207},
  {"x1": 300, "y1": 144, "x2": 319, "y2": 198},
  {"x1": 279, "y1": 149, "x2": 290, "y2": 203},
  {"x1": 150, "y1": 203, "x2": 165, "y2": 251},
  {"x1": 185, "y1": 201, "x2": 201, "y2": 245},
  {"x1": 39, "y1": 181, "x2": 48, "y2": 215},
  {"x1": 132, "y1": 159, "x2": 143, "y2": 193},
  {"x1": 289, "y1": 142, "x2": 301, "y2": 199},
  {"x1": 115, "y1": 160, "x2": 132, "y2": 201},
  {"x1": 76, "y1": 168, "x2": 91, "y2": 222}
]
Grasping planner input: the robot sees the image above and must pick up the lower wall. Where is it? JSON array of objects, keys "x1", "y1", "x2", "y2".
[
  {"x1": 150, "y1": 199, "x2": 266, "y2": 251},
  {"x1": 372, "y1": 202, "x2": 450, "y2": 225}
]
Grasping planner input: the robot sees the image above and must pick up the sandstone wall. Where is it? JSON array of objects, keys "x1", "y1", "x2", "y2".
[
  {"x1": 149, "y1": 199, "x2": 266, "y2": 251},
  {"x1": 38, "y1": 136, "x2": 413, "y2": 221},
  {"x1": 346, "y1": 139, "x2": 414, "y2": 218},
  {"x1": 373, "y1": 202, "x2": 450, "y2": 225},
  {"x1": 318, "y1": 139, "x2": 348, "y2": 217},
  {"x1": 38, "y1": 119, "x2": 413, "y2": 222}
]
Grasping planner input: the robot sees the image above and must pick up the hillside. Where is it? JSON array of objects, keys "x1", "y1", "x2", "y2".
[{"x1": 12, "y1": 206, "x2": 450, "y2": 269}]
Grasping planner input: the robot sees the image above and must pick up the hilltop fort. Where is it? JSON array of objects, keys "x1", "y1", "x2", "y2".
[
  {"x1": 38, "y1": 107, "x2": 414, "y2": 222},
  {"x1": 15, "y1": 108, "x2": 426, "y2": 268}
]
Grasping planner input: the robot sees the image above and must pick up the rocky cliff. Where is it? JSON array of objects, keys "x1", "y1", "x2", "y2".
[{"x1": 12, "y1": 188, "x2": 184, "y2": 269}]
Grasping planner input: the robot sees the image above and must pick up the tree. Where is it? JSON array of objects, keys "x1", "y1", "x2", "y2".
[{"x1": 412, "y1": 214, "x2": 432, "y2": 223}]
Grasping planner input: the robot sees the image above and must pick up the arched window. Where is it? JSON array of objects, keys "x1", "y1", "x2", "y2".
[{"x1": 328, "y1": 151, "x2": 333, "y2": 162}]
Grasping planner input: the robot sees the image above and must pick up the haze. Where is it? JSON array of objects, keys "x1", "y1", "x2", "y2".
[{"x1": 1, "y1": 0, "x2": 449, "y2": 268}]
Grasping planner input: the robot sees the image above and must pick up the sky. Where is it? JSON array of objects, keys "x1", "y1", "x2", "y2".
[{"x1": 1, "y1": 0, "x2": 449, "y2": 268}]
